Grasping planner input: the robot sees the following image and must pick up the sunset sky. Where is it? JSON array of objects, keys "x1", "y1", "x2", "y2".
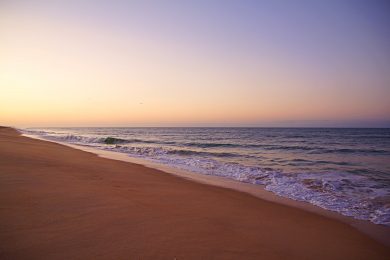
[{"x1": 1, "y1": 0, "x2": 389, "y2": 127}]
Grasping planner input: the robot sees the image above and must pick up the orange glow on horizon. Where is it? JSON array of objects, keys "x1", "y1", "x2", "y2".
[{"x1": 1, "y1": 2, "x2": 389, "y2": 127}]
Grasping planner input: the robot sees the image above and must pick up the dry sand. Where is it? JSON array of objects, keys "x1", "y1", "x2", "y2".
[{"x1": 0, "y1": 127, "x2": 389, "y2": 259}]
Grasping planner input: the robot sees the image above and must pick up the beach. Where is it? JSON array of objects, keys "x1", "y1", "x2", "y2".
[{"x1": 0, "y1": 127, "x2": 389, "y2": 259}]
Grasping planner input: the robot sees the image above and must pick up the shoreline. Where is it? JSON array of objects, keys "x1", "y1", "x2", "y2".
[
  {"x1": 23, "y1": 132, "x2": 390, "y2": 246},
  {"x1": 1, "y1": 127, "x2": 389, "y2": 259}
]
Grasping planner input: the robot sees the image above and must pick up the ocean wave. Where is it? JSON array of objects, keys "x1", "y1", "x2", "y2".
[
  {"x1": 23, "y1": 129, "x2": 389, "y2": 155},
  {"x1": 100, "y1": 142, "x2": 390, "y2": 225},
  {"x1": 21, "y1": 128, "x2": 390, "y2": 226},
  {"x1": 155, "y1": 157, "x2": 390, "y2": 226},
  {"x1": 184, "y1": 142, "x2": 389, "y2": 154},
  {"x1": 108, "y1": 145, "x2": 240, "y2": 158},
  {"x1": 46, "y1": 134, "x2": 104, "y2": 144},
  {"x1": 183, "y1": 142, "x2": 241, "y2": 148},
  {"x1": 166, "y1": 149, "x2": 239, "y2": 157},
  {"x1": 102, "y1": 137, "x2": 128, "y2": 144}
]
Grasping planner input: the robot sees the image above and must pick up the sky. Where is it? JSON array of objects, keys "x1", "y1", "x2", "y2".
[{"x1": 1, "y1": 0, "x2": 389, "y2": 127}]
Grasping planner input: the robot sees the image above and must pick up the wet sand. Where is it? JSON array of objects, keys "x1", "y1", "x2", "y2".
[{"x1": 1, "y1": 127, "x2": 389, "y2": 259}]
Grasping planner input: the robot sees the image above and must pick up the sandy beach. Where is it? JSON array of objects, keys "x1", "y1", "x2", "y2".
[{"x1": 0, "y1": 127, "x2": 389, "y2": 259}]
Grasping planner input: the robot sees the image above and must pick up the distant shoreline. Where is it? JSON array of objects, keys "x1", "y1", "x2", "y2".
[
  {"x1": 22, "y1": 128, "x2": 390, "y2": 247},
  {"x1": 14, "y1": 125, "x2": 390, "y2": 129}
]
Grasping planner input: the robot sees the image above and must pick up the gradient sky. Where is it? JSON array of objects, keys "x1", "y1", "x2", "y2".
[{"x1": 1, "y1": 0, "x2": 390, "y2": 127}]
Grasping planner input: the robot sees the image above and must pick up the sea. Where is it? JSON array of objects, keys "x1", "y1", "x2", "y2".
[{"x1": 21, "y1": 127, "x2": 390, "y2": 226}]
